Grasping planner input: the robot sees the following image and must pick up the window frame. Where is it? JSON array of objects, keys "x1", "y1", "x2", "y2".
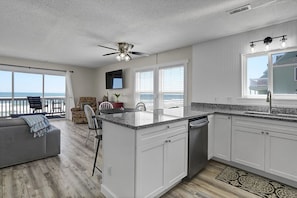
[
  {"x1": 133, "y1": 60, "x2": 188, "y2": 110},
  {"x1": 0, "y1": 65, "x2": 66, "y2": 115},
  {"x1": 242, "y1": 47, "x2": 297, "y2": 99},
  {"x1": 134, "y1": 68, "x2": 155, "y2": 111}
]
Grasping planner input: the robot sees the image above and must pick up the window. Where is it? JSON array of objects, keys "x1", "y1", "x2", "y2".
[
  {"x1": 245, "y1": 55, "x2": 268, "y2": 96},
  {"x1": 0, "y1": 71, "x2": 12, "y2": 117},
  {"x1": 242, "y1": 49, "x2": 297, "y2": 97},
  {"x1": 159, "y1": 66, "x2": 184, "y2": 109},
  {"x1": 272, "y1": 51, "x2": 297, "y2": 95},
  {"x1": 14, "y1": 72, "x2": 43, "y2": 97},
  {"x1": 44, "y1": 74, "x2": 66, "y2": 97},
  {"x1": 0, "y1": 66, "x2": 66, "y2": 117},
  {"x1": 135, "y1": 61, "x2": 187, "y2": 110},
  {"x1": 135, "y1": 70, "x2": 154, "y2": 111},
  {"x1": 0, "y1": 71, "x2": 12, "y2": 98}
]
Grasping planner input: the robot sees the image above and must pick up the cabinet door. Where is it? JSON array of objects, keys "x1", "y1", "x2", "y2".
[
  {"x1": 136, "y1": 139, "x2": 166, "y2": 198},
  {"x1": 265, "y1": 131, "x2": 297, "y2": 182},
  {"x1": 208, "y1": 115, "x2": 214, "y2": 160},
  {"x1": 214, "y1": 115, "x2": 231, "y2": 161},
  {"x1": 165, "y1": 132, "x2": 188, "y2": 187},
  {"x1": 232, "y1": 126, "x2": 265, "y2": 170}
]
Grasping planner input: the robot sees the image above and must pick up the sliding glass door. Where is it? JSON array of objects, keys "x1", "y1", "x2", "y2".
[
  {"x1": 0, "y1": 68, "x2": 66, "y2": 117},
  {"x1": 0, "y1": 71, "x2": 12, "y2": 117},
  {"x1": 14, "y1": 72, "x2": 43, "y2": 114},
  {"x1": 44, "y1": 74, "x2": 66, "y2": 115}
]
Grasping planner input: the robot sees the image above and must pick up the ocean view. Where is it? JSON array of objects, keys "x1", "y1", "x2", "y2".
[
  {"x1": 0, "y1": 92, "x2": 65, "y2": 98},
  {"x1": 140, "y1": 93, "x2": 183, "y2": 100},
  {"x1": 0, "y1": 92, "x2": 66, "y2": 117}
]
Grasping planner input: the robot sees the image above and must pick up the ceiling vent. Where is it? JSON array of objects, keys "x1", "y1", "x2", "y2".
[{"x1": 228, "y1": 4, "x2": 251, "y2": 15}]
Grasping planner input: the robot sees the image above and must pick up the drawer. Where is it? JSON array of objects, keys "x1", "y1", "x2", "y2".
[
  {"x1": 232, "y1": 116, "x2": 297, "y2": 136},
  {"x1": 137, "y1": 120, "x2": 188, "y2": 146}
]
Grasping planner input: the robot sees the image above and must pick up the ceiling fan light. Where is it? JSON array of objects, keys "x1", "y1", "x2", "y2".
[
  {"x1": 125, "y1": 54, "x2": 131, "y2": 61},
  {"x1": 120, "y1": 53, "x2": 125, "y2": 58},
  {"x1": 116, "y1": 54, "x2": 121, "y2": 61}
]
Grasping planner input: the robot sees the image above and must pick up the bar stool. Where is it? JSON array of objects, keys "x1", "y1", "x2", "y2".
[{"x1": 84, "y1": 104, "x2": 102, "y2": 176}]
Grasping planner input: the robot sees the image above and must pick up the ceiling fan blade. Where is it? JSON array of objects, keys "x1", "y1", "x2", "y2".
[
  {"x1": 102, "y1": 52, "x2": 119, "y2": 56},
  {"x1": 98, "y1": 44, "x2": 117, "y2": 51},
  {"x1": 129, "y1": 51, "x2": 149, "y2": 56}
]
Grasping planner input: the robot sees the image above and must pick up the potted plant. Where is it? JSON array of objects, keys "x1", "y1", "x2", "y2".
[{"x1": 114, "y1": 93, "x2": 120, "y2": 102}]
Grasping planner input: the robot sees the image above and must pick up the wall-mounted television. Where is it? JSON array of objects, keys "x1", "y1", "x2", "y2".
[{"x1": 106, "y1": 69, "x2": 124, "y2": 89}]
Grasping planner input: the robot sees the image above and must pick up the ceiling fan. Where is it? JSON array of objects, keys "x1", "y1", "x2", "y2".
[{"x1": 98, "y1": 42, "x2": 149, "y2": 61}]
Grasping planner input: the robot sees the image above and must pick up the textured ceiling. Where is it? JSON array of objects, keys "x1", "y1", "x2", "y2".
[{"x1": 0, "y1": 0, "x2": 297, "y2": 68}]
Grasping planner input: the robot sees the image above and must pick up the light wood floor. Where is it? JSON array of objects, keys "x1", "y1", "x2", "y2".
[{"x1": 0, "y1": 119, "x2": 260, "y2": 198}]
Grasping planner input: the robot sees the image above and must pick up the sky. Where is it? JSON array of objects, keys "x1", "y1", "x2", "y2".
[
  {"x1": 247, "y1": 55, "x2": 268, "y2": 80},
  {"x1": 0, "y1": 71, "x2": 65, "y2": 93}
]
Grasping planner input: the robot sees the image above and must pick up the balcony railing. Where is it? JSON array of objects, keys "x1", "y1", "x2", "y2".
[{"x1": 0, "y1": 97, "x2": 66, "y2": 118}]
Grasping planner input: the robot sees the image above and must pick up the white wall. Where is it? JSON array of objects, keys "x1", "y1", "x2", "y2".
[
  {"x1": 0, "y1": 56, "x2": 97, "y2": 105},
  {"x1": 192, "y1": 19, "x2": 297, "y2": 107},
  {"x1": 95, "y1": 46, "x2": 192, "y2": 108}
]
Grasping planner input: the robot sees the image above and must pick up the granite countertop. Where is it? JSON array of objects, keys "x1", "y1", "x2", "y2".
[
  {"x1": 98, "y1": 106, "x2": 211, "y2": 129},
  {"x1": 98, "y1": 105, "x2": 297, "y2": 130}
]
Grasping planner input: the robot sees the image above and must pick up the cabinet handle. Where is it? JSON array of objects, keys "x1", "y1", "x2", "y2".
[
  {"x1": 167, "y1": 125, "x2": 170, "y2": 129},
  {"x1": 261, "y1": 131, "x2": 264, "y2": 134},
  {"x1": 266, "y1": 132, "x2": 269, "y2": 135},
  {"x1": 165, "y1": 140, "x2": 171, "y2": 143}
]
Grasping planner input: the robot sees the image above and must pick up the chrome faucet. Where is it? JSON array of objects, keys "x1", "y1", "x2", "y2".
[{"x1": 266, "y1": 90, "x2": 272, "y2": 113}]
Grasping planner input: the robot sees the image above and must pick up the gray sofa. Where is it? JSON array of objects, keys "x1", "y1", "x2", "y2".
[{"x1": 0, "y1": 118, "x2": 60, "y2": 168}]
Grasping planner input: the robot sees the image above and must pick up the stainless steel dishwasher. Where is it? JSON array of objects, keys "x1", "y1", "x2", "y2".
[{"x1": 186, "y1": 116, "x2": 209, "y2": 180}]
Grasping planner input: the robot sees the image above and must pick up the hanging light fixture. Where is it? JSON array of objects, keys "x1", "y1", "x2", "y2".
[
  {"x1": 281, "y1": 35, "x2": 287, "y2": 48},
  {"x1": 249, "y1": 35, "x2": 287, "y2": 52},
  {"x1": 264, "y1": 37, "x2": 272, "y2": 51},
  {"x1": 115, "y1": 43, "x2": 133, "y2": 62},
  {"x1": 250, "y1": 42, "x2": 255, "y2": 53}
]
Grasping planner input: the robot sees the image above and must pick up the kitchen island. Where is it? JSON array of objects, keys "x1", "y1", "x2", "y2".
[{"x1": 98, "y1": 107, "x2": 210, "y2": 198}]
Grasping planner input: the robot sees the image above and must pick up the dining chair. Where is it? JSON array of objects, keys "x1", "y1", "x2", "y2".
[
  {"x1": 135, "y1": 102, "x2": 146, "y2": 111},
  {"x1": 84, "y1": 104, "x2": 102, "y2": 176},
  {"x1": 99, "y1": 101, "x2": 114, "y2": 111}
]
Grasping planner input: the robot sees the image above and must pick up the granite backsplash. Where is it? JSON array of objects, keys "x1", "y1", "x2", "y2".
[{"x1": 191, "y1": 102, "x2": 297, "y2": 115}]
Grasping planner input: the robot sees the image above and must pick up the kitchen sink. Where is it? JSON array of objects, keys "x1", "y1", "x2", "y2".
[
  {"x1": 276, "y1": 113, "x2": 297, "y2": 118},
  {"x1": 244, "y1": 111, "x2": 272, "y2": 115}
]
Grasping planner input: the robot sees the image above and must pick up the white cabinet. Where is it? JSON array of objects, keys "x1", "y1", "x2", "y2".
[
  {"x1": 265, "y1": 130, "x2": 297, "y2": 181},
  {"x1": 207, "y1": 114, "x2": 214, "y2": 160},
  {"x1": 137, "y1": 137, "x2": 165, "y2": 197},
  {"x1": 166, "y1": 133, "x2": 188, "y2": 186},
  {"x1": 232, "y1": 126, "x2": 265, "y2": 170},
  {"x1": 101, "y1": 120, "x2": 188, "y2": 198},
  {"x1": 136, "y1": 121, "x2": 188, "y2": 198},
  {"x1": 214, "y1": 114, "x2": 231, "y2": 161},
  {"x1": 232, "y1": 116, "x2": 297, "y2": 182}
]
